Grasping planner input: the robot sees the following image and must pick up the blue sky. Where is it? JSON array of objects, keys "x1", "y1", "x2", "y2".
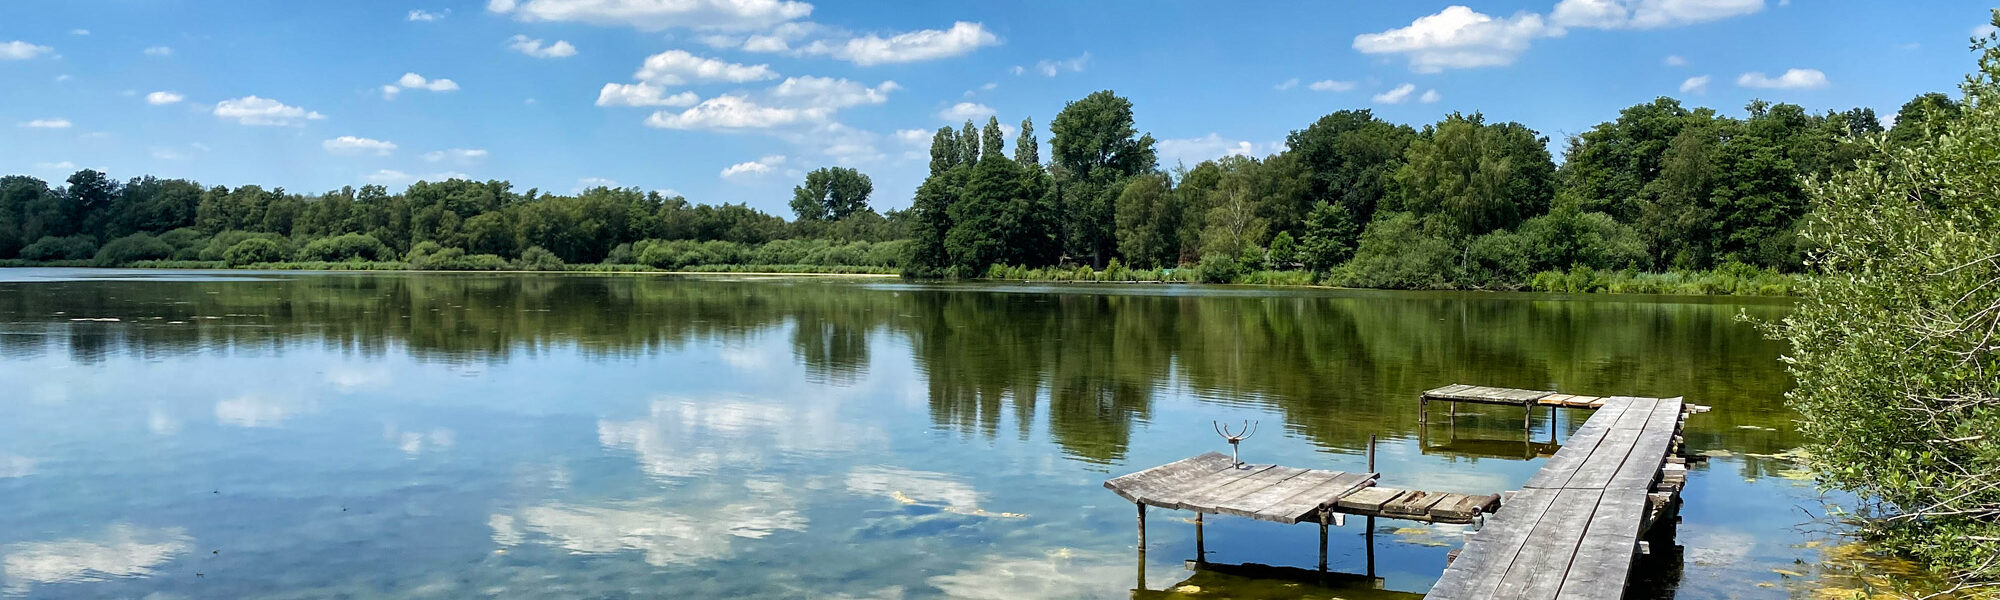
[{"x1": 2, "y1": 1, "x2": 1995, "y2": 216}]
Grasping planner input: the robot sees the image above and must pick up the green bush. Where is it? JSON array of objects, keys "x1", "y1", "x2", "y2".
[
  {"x1": 1344, "y1": 212, "x2": 1460, "y2": 289},
  {"x1": 94, "y1": 233, "x2": 175, "y2": 266},
  {"x1": 602, "y1": 243, "x2": 636, "y2": 265},
  {"x1": 223, "y1": 238, "x2": 285, "y2": 266},
  {"x1": 1196, "y1": 253, "x2": 1242, "y2": 283},
  {"x1": 296, "y1": 233, "x2": 394, "y2": 262},
  {"x1": 18, "y1": 235, "x2": 100, "y2": 261},
  {"x1": 515, "y1": 246, "x2": 565, "y2": 271}
]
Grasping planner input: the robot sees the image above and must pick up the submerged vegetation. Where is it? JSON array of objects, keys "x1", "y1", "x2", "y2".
[{"x1": 1775, "y1": 15, "x2": 2000, "y2": 586}]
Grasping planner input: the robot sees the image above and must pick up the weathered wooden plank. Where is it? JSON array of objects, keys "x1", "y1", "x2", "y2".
[
  {"x1": 1521, "y1": 400, "x2": 1628, "y2": 490},
  {"x1": 1431, "y1": 493, "x2": 1502, "y2": 522},
  {"x1": 1260, "y1": 471, "x2": 1378, "y2": 523},
  {"x1": 1553, "y1": 489, "x2": 1647, "y2": 600},
  {"x1": 1491, "y1": 488, "x2": 1605, "y2": 599},
  {"x1": 1562, "y1": 422, "x2": 1643, "y2": 490},
  {"x1": 1563, "y1": 396, "x2": 1603, "y2": 408},
  {"x1": 1211, "y1": 469, "x2": 1343, "y2": 520},
  {"x1": 1383, "y1": 490, "x2": 1449, "y2": 518},
  {"x1": 1334, "y1": 486, "x2": 1404, "y2": 513},
  {"x1": 1176, "y1": 466, "x2": 1309, "y2": 513},
  {"x1": 1608, "y1": 397, "x2": 1661, "y2": 430},
  {"x1": 1162, "y1": 464, "x2": 1277, "y2": 507},
  {"x1": 1609, "y1": 397, "x2": 1684, "y2": 491},
  {"x1": 1103, "y1": 452, "x2": 1236, "y2": 503},
  {"x1": 1538, "y1": 394, "x2": 1575, "y2": 406},
  {"x1": 1425, "y1": 383, "x2": 1474, "y2": 398},
  {"x1": 1425, "y1": 488, "x2": 1563, "y2": 600}
]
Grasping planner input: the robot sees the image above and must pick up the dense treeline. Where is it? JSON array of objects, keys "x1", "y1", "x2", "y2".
[
  {"x1": 901, "y1": 87, "x2": 1962, "y2": 293},
  {"x1": 0, "y1": 170, "x2": 909, "y2": 270}
]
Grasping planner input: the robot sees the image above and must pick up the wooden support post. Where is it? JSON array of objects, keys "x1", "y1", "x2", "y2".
[
  {"x1": 1419, "y1": 397, "x2": 1428, "y2": 425},
  {"x1": 1137, "y1": 502, "x2": 1147, "y2": 551},
  {"x1": 1367, "y1": 434, "x2": 1377, "y2": 473},
  {"x1": 1365, "y1": 515, "x2": 1377, "y2": 578},
  {"x1": 1318, "y1": 508, "x2": 1329, "y2": 573},
  {"x1": 1195, "y1": 512, "x2": 1205, "y2": 564}
]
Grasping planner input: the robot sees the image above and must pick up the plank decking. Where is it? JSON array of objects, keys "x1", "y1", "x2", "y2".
[{"x1": 1424, "y1": 394, "x2": 1689, "y2": 600}]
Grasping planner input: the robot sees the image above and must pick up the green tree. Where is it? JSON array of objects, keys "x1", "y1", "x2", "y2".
[
  {"x1": 1773, "y1": 17, "x2": 2000, "y2": 580},
  {"x1": 1285, "y1": 109, "x2": 1416, "y2": 228},
  {"x1": 1396, "y1": 113, "x2": 1556, "y2": 240},
  {"x1": 981, "y1": 116, "x2": 1005, "y2": 159},
  {"x1": 1014, "y1": 117, "x2": 1040, "y2": 165},
  {"x1": 1887, "y1": 92, "x2": 1961, "y2": 147},
  {"x1": 1051, "y1": 90, "x2": 1158, "y2": 265},
  {"x1": 946, "y1": 155, "x2": 1022, "y2": 276},
  {"x1": 1112, "y1": 173, "x2": 1178, "y2": 268},
  {"x1": 959, "y1": 121, "x2": 981, "y2": 166},
  {"x1": 929, "y1": 127, "x2": 961, "y2": 175},
  {"x1": 1298, "y1": 200, "x2": 1359, "y2": 272},
  {"x1": 790, "y1": 167, "x2": 874, "y2": 221}
]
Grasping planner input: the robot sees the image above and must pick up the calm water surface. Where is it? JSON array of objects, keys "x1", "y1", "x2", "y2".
[{"x1": 0, "y1": 269, "x2": 1879, "y2": 598}]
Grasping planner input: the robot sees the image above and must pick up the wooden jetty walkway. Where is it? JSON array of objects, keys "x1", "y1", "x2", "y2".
[{"x1": 1104, "y1": 384, "x2": 1699, "y2": 600}]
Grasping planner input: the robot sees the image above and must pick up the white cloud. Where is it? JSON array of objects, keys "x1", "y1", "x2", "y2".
[
  {"x1": 322, "y1": 136, "x2": 398, "y2": 155},
  {"x1": 720, "y1": 154, "x2": 786, "y2": 178},
  {"x1": 1308, "y1": 79, "x2": 1357, "y2": 92},
  {"x1": 69, "y1": 29, "x2": 89, "y2": 36},
  {"x1": 768, "y1": 76, "x2": 897, "y2": 109},
  {"x1": 1977, "y1": 23, "x2": 1999, "y2": 38},
  {"x1": 145, "y1": 91, "x2": 184, "y2": 105},
  {"x1": 150, "y1": 147, "x2": 191, "y2": 160},
  {"x1": 1736, "y1": 68, "x2": 1827, "y2": 89},
  {"x1": 598, "y1": 82, "x2": 699, "y2": 107},
  {"x1": 576, "y1": 177, "x2": 621, "y2": 190},
  {"x1": 799, "y1": 21, "x2": 999, "y2": 65},
  {"x1": 487, "y1": 0, "x2": 812, "y2": 31},
  {"x1": 1157, "y1": 133, "x2": 1282, "y2": 166},
  {"x1": 894, "y1": 128, "x2": 932, "y2": 144},
  {"x1": 1552, "y1": 0, "x2": 1764, "y2": 29},
  {"x1": 397, "y1": 72, "x2": 459, "y2": 91},
  {"x1": 1274, "y1": 78, "x2": 1300, "y2": 91},
  {"x1": 634, "y1": 50, "x2": 777, "y2": 84},
  {"x1": 363, "y1": 169, "x2": 470, "y2": 187},
  {"x1": 645, "y1": 95, "x2": 821, "y2": 130},
  {"x1": 1373, "y1": 83, "x2": 1418, "y2": 104},
  {"x1": 508, "y1": 34, "x2": 577, "y2": 58},
  {"x1": 143, "y1": 46, "x2": 172, "y2": 57},
  {"x1": 1680, "y1": 74, "x2": 1711, "y2": 93},
  {"x1": 380, "y1": 85, "x2": 402, "y2": 100},
  {"x1": 34, "y1": 161, "x2": 74, "y2": 171},
  {"x1": 981, "y1": 81, "x2": 998, "y2": 91},
  {"x1": 408, "y1": 9, "x2": 448, "y2": 21},
  {"x1": 1027, "y1": 52, "x2": 1088, "y2": 76},
  {"x1": 213, "y1": 96, "x2": 326, "y2": 126},
  {"x1": 54, "y1": 74, "x2": 70, "y2": 83},
  {"x1": 1664, "y1": 54, "x2": 1687, "y2": 66},
  {"x1": 0, "y1": 41, "x2": 54, "y2": 60},
  {"x1": 1008, "y1": 65, "x2": 1024, "y2": 76},
  {"x1": 19, "y1": 118, "x2": 71, "y2": 129},
  {"x1": 1419, "y1": 89, "x2": 1443, "y2": 103},
  {"x1": 424, "y1": 148, "x2": 489, "y2": 163},
  {"x1": 1354, "y1": 6, "x2": 1555, "y2": 73},
  {"x1": 937, "y1": 102, "x2": 993, "y2": 122}
]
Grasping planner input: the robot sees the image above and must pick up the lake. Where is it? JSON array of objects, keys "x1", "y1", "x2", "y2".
[{"x1": 0, "y1": 269, "x2": 1894, "y2": 598}]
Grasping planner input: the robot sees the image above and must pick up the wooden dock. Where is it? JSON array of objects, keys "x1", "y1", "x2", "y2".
[{"x1": 1424, "y1": 388, "x2": 1694, "y2": 600}]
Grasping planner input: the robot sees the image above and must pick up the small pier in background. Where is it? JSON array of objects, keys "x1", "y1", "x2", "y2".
[{"x1": 1104, "y1": 384, "x2": 1701, "y2": 600}]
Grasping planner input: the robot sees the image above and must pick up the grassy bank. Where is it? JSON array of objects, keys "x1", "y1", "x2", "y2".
[
  {"x1": 0, "y1": 259, "x2": 899, "y2": 275},
  {"x1": 976, "y1": 262, "x2": 1794, "y2": 296}
]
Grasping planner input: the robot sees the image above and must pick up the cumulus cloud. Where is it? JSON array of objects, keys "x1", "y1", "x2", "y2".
[
  {"x1": 143, "y1": 46, "x2": 172, "y2": 57},
  {"x1": 1976, "y1": 23, "x2": 1999, "y2": 39},
  {"x1": 720, "y1": 154, "x2": 786, "y2": 178},
  {"x1": 1308, "y1": 79, "x2": 1357, "y2": 92},
  {"x1": 213, "y1": 96, "x2": 326, "y2": 126},
  {"x1": 424, "y1": 148, "x2": 489, "y2": 163},
  {"x1": 1680, "y1": 74, "x2": 1711, "y2": 93},
  {"x1": 400, "y1": 72, "x2": 459, "y2": 91},
  {"x1": 363, "y1": 169, "x2": 469, "y2": 187},
  {"x1": 1157, "y1": 133, "x2": 1282, "y2": 166},
  {"x1": 70, "y1": 29, "x2": 89, "y2": 36},
  {"x1": 767, "y1": 76, "x2": 897, "y2": 109},
  {"x1": 635, "y1": 50, "x2": 777, "y2": 84},
  {"x1": 508, "y1": 34, "x2": 577, "y2": 58},
  {"x1": 800, "y1": 21, "x2": 999, "y2": 65},
  {"x1": 34, "y1": 161, "x2": 75, "y2": 171},
  {"x1": 145, "y1": 91, "x2": 183, "y2": 105},
  {"x1": 1354, "y1": 6, "x2": 1555, "y2": 73},
  {"x1": 894, "y1": 129, "x2": 932, "y2": 144},
  {"x1": 487, "y1": 0, "x2": 812, "y2": 31},
  {"x1": 645, "y1": 95, "x2": 821, "y2": 129},
  {"x1": 1551, "y1": 0, "x2": 1764, "y2": 29},
  {"x1": 19, "y1": 118, "x2": 71, "y2": 129},
  {"x1": 1420, "y1": 89, "x2": 1443, "y2": 103},
  {"x1": 937, "y1": 102, "x2": 993, "y2": 122},
  {"x1": 408, "y1": 9, "x2": 448, "y2": 21},
  {"x1": 597, "y1": 82, "x2": 699, "y2": 107},
  {"x1": 1024, "y1": 52, "x2": 1088, "y2": 76},
  {"x1": 1274, "y1": 78, "x2": 1300, "y2": 91},
  {"x1": 1736, "y1": 68, "x2": 1827, "y2": 89},
  {"x1": 1, "y1": 41, "x2": 54, "y2": 60},
  {"x1": 1373, "y1": 83, "x2": 1418, "y2": 104},
  {"x1": 1664, "y1": 54, "x2": 1688, "y2": 66},
  {"x1": 323, "y1": 136, "x2": 397, "y2": 155}
]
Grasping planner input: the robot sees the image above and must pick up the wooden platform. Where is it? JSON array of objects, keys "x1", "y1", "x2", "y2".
[
  {"x1": 1424, "y1": 394, "x2": 1690, "y2": 600},
  {"x1": 1104, "y1": 452, "x2": 1378, "y2": 525}
]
